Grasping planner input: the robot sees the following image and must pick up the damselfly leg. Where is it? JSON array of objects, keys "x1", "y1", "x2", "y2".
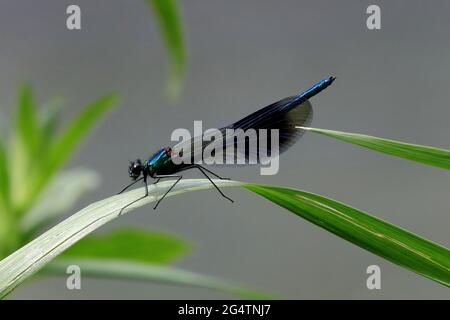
[
  {"x1": 117, "y1": 176, "x2": 144, "y2": 194},
  {"x1": 118, "y1": 178, "x2": 149, "y2": 216},
  {"x1": 153, "y1": 174, "x2": 183, "y2": 209},
  {"x1": 152, "y1": 167, "x2": 232, "y2": 209},
  {"x1": 193, "y1": 165, "x2": 234, "y2": 203}
]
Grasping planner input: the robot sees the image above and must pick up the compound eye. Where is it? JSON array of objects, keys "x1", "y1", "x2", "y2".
[{"x1": 128, "y1": 160, "x2": 142, "y2": 179}]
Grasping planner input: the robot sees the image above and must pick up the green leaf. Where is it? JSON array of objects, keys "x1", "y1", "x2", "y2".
[
  {"x1": 15, "y1": 85, "x2": 40, "y2": 156},
  {"x1": 0, "y1": 139, "x2": 9, "y2": 207},
  {"x1": 44, "y1": 259, "x2": 271, "y2": 299},
  {"x1": 146, "y1": 0, "x2": 186, "y2": 98},
  {"x1": 0, "y1": 137, "x2": 15, "y2": 258},
  {"x1": 244, "y1": 184, "x2": 450, "y2": 287},
  {"x1": 59, "y1": 228, "x2": 191, "y2": 265},
  {"x1": 45, "y1": 93, "x2": 118, "y2": 175},
  {"x1": 0, "y1": 179, "x2": 242, "y2": 298},
  {"x1": 299, "y1": 127, "x2": 450, "y2": 170},
  {"x1": 9, "y1": 86, "x2": 41, "y2": 207},
  {"x1": 20, "y1": 168, "x2": 101, "y2": 237},
  {"x1": 21, "y1": 94, "x2": 118, "y2": 212},
  {"x1": 1, "y1": 178, "x2": 448, "y2": 298},
  {"x1": 39, "y1": 97, "x2": 64, "y2": 146}
]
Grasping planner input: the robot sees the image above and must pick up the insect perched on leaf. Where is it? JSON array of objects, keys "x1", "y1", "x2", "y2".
[{"x1": 119, "y1": 76, "x2": 335, "y2": 213}]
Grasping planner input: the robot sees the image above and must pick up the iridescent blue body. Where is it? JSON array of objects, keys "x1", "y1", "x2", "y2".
[
  {"x1": 292, "y1": 76, "x2": 335, "y2": 107},
  {"x1": 144, "y1": 147, "x2": 186, "y2": 177}
]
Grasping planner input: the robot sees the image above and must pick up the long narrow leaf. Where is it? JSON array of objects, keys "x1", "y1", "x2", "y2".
[
  {"x1": 244, "y1": 184, "x2": 450, "y2": 287},
  {"x1": 299, "y1": 127, "x2": 450, "y2": 170},
  {"x1": 16, "y1": 85, "x2": 40, "y2": 155},
  {"x1": 0, "y1": 139, "x2": 9, "y2": 207},
  {"x1": 0, "y1": 138, "x2": 12, "y2": 257},
  {"x1": 10, "y1": 86, "x2": 40, "y2": 207},
  {"x1": 59, "y1": 228, "x2": 191, "y2": 264},
  {"x1": 44, "y1": 259, "x2": 269, "y2": 299},
  {"x1": 146, "y1": 0, "x2": 186, "y2": 98},
  {"x1": 45, "y1": 94, "x2": 118, "y2": 175},
  {"x1": 21, "y1": 94, "x2": 117, "y2": 212},
  {"x1": 39, "y1": 97, "x2": 64, "y2": 147},
  {"x1": 1, "y1": 179, "x2": 448, "y2": 298},
  {"x1": 20, "y1": 168, "x2": 101, "y2": 237},
  {"x1": 0, "y1": 179, "x2": 241, "y2": 298}
]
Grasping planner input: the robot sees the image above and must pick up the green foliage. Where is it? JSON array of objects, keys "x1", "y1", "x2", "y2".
[
  {"x1": 146, "y1": 0, "x2": 186, "y2": 98},
  {"x1": 0, "y1": 85, "x2": 116, "y2": 272},
  {"x1": 0, "y1": 139, "x2": 9, "y2": 208},
  {"x1": 20, "y1": 168, "x2": 101, "y2": 240},
  {"x1": 0, "y1": 88, "x2": 259, "y2": 300},
  {"x1": 23, "y1": 93, "x2": 118, "y2": 214},
  {"x1": 46, "y1": 94, "x2": 117, "y2": 173},
  {"x1": 59, "y1": 228, "x2": 191, "y2": 265},
  {"x1": 0, "y1": 179, "x2": 261, "y2": 299},
  {"x1": 300, "y1": 127, "x2": 450, "y2": 170},
  {"x1": 16, "y1": 85, "x2": 40, "y2": 157},
  {"x1": 5, "y1": 85, "x2": 118, "y2": 219},
  {"x1": 244, "y1": 184, "x2": 450, "y2": 287},
  {"x1": 1, "y1": 176, "x2": 449, "y2": 298}
]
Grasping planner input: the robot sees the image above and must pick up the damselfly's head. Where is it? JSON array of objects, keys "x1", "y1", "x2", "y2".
[{"x1": 128, "y1": 159, "x2": 143, "y2": 180}]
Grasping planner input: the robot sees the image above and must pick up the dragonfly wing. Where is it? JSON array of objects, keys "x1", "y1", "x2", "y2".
[
  {"x1": 171, "y1": 96, "x2": 312, "y2": 166},
  {"x1": 218, "y1": 98, "x2": 313, "y2": 164}
]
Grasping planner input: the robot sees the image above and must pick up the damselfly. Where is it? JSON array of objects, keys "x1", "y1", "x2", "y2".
[{"x1": 119, "y1": 76, "x2": 335, "y2": 213}]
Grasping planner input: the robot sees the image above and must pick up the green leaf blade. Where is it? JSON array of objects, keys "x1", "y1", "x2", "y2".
[
  {"x1": 301, "y1": 127, "x2": 450, "y2": 170},
  {"x1": 0, "y1": 139, "x2": 9, "y2": 207},
  {"x1": 46, "y1": 93, "x2": 118, "y2": 174},
  {"x1": 2, "y1": 177, "x2": 449, "y2": 298},
  {"x1": 10, "y1": 86, "x2": 42, "y2": 206},
  {"x1": 60, "y1": 228, "x2": 191, "y2": 265},
  {"x1": 244, "y1": 184, "x2": 450, "y2": 287},
  {"x1": 0, "y1": 179, "x2": 242, "y2": 298},
  {"x1": 147, "y1": 0, "x2": 186, "y2": 98},
  {"x1": 21, "y1": 94, "x2": 118, "y2": 212},
  {"x1": 39, "y1": 97, "x2": 64, "y2": 146},
  {"x1": 15, "y1": 85, "x2": 40, "y2": 156},
  {"x1": 20, "y1": 168, "x2": 101, "y2": 238}
]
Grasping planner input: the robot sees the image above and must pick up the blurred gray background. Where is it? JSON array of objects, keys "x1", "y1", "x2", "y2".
[{"x1": 1, "y1": 0, "x2": 449, "y2": 299}]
